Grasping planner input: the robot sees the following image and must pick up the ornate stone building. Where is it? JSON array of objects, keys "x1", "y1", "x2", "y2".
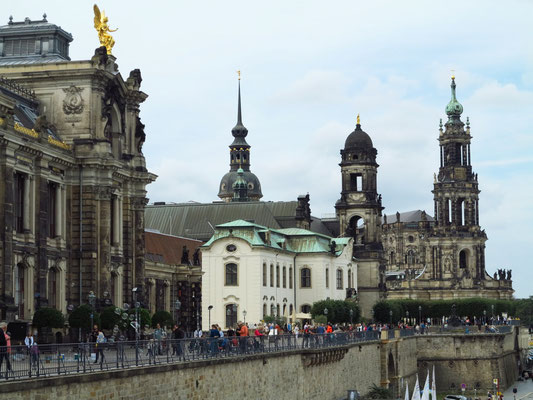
[{"x1": 0, "y1": 15, "x2": 155, "y2": 323}]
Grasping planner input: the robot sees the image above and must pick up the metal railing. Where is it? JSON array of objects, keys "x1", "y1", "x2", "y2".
[{"x1": 0, "y1": 331, "x2": 380, "y2": 382}]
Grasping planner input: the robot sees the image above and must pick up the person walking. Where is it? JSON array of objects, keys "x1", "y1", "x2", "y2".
[
  {"x1": 95, "y1": 329, "x2": 106, "y2": 365},
  {"x1": 172, "y1": 324, "x2": 185, "y2": 358},
  {"x1": 0, "y1": 322, "x2": 12, "y2": 378},
  {"x1": 154, "y1": 323, "x2": 163, "y2": 355}
]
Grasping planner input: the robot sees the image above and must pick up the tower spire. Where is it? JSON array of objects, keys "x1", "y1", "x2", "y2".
[
  {"x1": 445, "y1": 76, "x2": 463, "y2": 124},
  {"x1": 237, "y1": 79, "x2": 243, "y2": 126}
]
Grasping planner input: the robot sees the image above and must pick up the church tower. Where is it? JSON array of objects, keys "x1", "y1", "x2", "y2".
[
  {"x1": 430, "y1": 76, "x2": 487, "y2": 282},
  {"x1": 218, "y1": 78, "x2": 262, "y2": 202},
  {"x1": 336, "y1": 116, "x2": 385, "y2": 316}
]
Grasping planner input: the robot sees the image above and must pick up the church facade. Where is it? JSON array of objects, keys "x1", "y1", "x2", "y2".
[
  {"x1": 335, "y1": 78, "x2": 513, "y2": 315},
  {"x1": 0, "y1": 15, "x2": 155, "y2": 323}
]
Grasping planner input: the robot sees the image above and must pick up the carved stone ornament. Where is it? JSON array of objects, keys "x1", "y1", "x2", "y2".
[{"x1": 62, "y1": 85, "x2": 85, "y2": 115}]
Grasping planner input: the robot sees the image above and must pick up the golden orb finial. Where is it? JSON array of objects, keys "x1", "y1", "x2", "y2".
[
  {"x1": 357, "y1": 113, "x2": 360, "y2": 125},
  {"x1": 451, "y1": 69, "x2": 455, "y2": 80},
  {"x1": 237, "y1": 70, "x2": 241, "y2": 81}
]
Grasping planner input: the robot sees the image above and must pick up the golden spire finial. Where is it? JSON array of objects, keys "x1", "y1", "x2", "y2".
[
  {"x1": 357, "y1": 113, "x2": 360, "y2": 125},
  {"x1": 451, "y1": 69, "x2": 455, "y2": 80},
  {"x1": 237, "y1": 70, "x2": 241, "y2": 81}
]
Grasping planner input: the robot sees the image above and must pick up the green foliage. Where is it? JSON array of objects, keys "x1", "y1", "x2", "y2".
[
  {"x1": 68, "y1": 304, "x2": 100, "y2": 330},
  {"x1": 262, "y1": 315, "x2": 286, "y2": 326},
  {"x1": 151, "y1": 310, "x2": 174, "y2": 328},
  {"x1": 365, "y1": 383, "x2": 393, "y2": 399},
  {"x1": 516, "y1": 298, "x2": 533, "y2": 327},
  {"x1": 100, "y1": 306, "x2": 120, "y2": 330},
  {"x1": 136, "y1": 308, "x2": 151, "y2": 329},
  {"x1": 372, "y1": 298, "x2": 519, "y2": 323},
  {"x1": 32, "y1": 307, "x2": 65, "y2": 329},
  {"x1": 310, "y1": 299, "x2": 359, "y2": 324},
  {"x1": 314, "y1": 315, "x2": 327, "y2": 325}
]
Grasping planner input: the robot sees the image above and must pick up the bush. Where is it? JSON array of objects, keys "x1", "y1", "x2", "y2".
[
  {"x1": 100, "y1": 306, "x2": 120, "y2": 330},
  {"x1": 33, "y1": 307, "x2": 65, "y2": 329},
  {"x1": 151, "y1": 311, "x2": 174, "y2": 328},
  {"x1": 68, "y1": 304, "x2": 100, "y2": 330}
]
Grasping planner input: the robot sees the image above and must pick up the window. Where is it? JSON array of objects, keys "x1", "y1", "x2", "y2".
[
  {"x1": 270, "y1": 264, "x2": 274, "y2": 287},
  {"x1": 289, "y1": 304, "x2": 293, "y2": 315},
  {"x1": 301, "y1": 304, "x2": 311, "y2": 313},
  {"x1": 262, "y1": 263, "x2": 267, "y2": 287},
  {"x1": 14, "y1": 173, "x2": 25, "y2": 233},
  {"x1": 48, "y1": 268, "x2": 57, "y2": 309},
  {"x1": 336, "y1": 269, "x2": 343, "y2": 289},
  {"x1": 225, "y1": 263, "x2": 238, "y2": 286},
  {"x1": 407, "y1": 250, "x2": 415, "y2": 266},
  {"x1": 263, "y1": 304, "x2": 267, "y2": 318},
  {"x1": 283, "y1": 304, "x2": 286, "y2": 316},
  {"x1": 225, "y1": 304, "x2": 237, "y2": 328},
  {"x1": 325, "y1": 268, "x2": 329, "y2": 288},
  {"x1": 276, "y1": 264, "x2": 280, "y2": 287},
  {"x1": 282, "y1": 266, "x2": 286, "y2": 288},
  {"x1": 301, "y1": 267, "x2": 311, "y2": 288},
  {"x1": 459, "y1": 250, "x2": 468, "y2": 269},
  {"x1": 270, "y1": 303, "x2": 275, "y2": 316},
  {"x1": 48, "y1": 181, "x2": 57, "y2": 237},
  {"x1": 347, "y1": 270, "x2": 351, "y2": 288},
  {"x1": 276, "y1": 304, "x2": 280, "y2": 317},
  {"x1": 289, "y1": 267, "x2": 293, "y2": 289},
  {"x1": 14, "y1": 263, "x2": 24, "y2": 319},
  {"x1": 226, "y1": 244, "x2": 237, "y2": 252}
]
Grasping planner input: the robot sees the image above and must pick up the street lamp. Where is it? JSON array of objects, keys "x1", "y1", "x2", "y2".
[
  {"x1": 243, "y1": 310, "x2": 247, "y2": 325},
  {"x1": 175, "y1": 299, "x2": 181, "y2": 326},
  {"x1": 389, "y1": 310, "x2": 393, "y2": 327},
  {"x1": 491, "y1": 304, "x2": 494, "y2": 322},
  {"x1": 324, "y1": 307, "x2": 328, "y2": 323},
  {"x1": 483, "y1": 310, "x2": 487, "y2": 325},
  {"x1": 208, "y1": 305, "x2": 213, "y2": 328},
  {"x1": 88, "y1": 291, "x2": 96, "y2": 331},
  {"x1": 349, "y1": 309, "x2": 354, "y2": 325},
  {"x1": 132, "y1": 287, "x2": 140, "y2": 365},
  {"x1": 418, "y1": 305, "x2": 422, "y2": 325},
  {"x1": 406, "y1": 310, "x2": 410, "y2": 325}
]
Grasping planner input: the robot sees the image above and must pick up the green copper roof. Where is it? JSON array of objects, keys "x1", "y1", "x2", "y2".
[
  {"x1": 203, "y1": 219, "x2": 351, "y2": 255},
  {"x1": 445, "y1": 77, "x2": 463, "y2": 120}
]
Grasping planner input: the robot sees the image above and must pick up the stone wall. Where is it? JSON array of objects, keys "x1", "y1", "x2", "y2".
[{"x1": 0, "y1": 341, "x2": 384, "y2": 400}]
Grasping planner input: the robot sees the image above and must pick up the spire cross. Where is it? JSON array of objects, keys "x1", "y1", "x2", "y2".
[{"x1": 237, "y1": 70, "x2": 241, "y2": 81}]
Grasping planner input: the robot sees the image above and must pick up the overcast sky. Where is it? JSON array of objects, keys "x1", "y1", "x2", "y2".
[{"x1": 6, "y1": 1, "x2": 533, "y2": 298}]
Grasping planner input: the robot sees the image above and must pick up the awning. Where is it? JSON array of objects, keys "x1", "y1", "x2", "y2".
[{"x1": 295, "y1": 313, "x2": 312, "y2": 320}]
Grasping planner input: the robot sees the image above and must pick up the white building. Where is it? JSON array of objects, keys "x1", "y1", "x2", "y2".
[{"x1": 201, "y1": 220, "x2": 355, "y2": 329}]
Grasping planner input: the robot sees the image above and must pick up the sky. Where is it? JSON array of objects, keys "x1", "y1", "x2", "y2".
[{"x1": 5, "y1": 1, "x2": 533, "y2": 298}]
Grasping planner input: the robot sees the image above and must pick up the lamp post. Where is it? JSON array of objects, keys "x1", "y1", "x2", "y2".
[
  {"x1": 175, "y1": 299, "x2": 181, "y2": 327},
  {"x1": 418, "y1": 305, "x2": 422, "y2": 325},
  {"x1": 208, "y1": 305, "x2": 213, "y2": 329},
  {"x1": 491, "y1": 304, "x2": 494, "y2": 322},
  {"x1": 88, "y1": 291, "x2": 96, "y2": 331},
  {"x1": 389, "y1": 310, "x2": 393, "y2": 327},
  {"x1": 243, "y1": 310, "x2": 247, "y2": 325},
  {"x1": 483, "y1": 310, "x2": 487, "y2": 325},
  {"x1": 349, "y1": 309, "x2": 354, "y2": 325},
  {"x1": 132, "y1": 287, "x2": 140, "y2": 366},
  {"x1": 406, "y1": 310, "x2": 410, "y2": 325},
  {"x1": 324, "y1": 307, "x2": 328, "y2": 323}
]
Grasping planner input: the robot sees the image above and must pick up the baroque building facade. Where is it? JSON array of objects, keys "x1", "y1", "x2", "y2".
[{"x1": 0, "y1": 16, "x2": 155, "y2": 323}]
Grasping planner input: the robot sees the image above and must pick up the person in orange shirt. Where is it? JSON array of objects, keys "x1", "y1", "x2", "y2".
[{"x1": 238, "y1": 322, "x2": 248, "y2": 353}]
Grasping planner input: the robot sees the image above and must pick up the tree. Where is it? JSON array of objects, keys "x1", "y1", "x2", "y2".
[
  {"x1": 100, "y1": 306, "x2": 120, "y2": 330},
  {"x1": 310, "y1": 299, "x2": 359, "y2": 324},
  {"x1": 516, "y1": 298, "x2": 533, "y2": 327},
  {"x1": 33, "y1": 307, "x2": 65, "y2": 329},
  {"x1": 151, "y1": 310, "x2": 173, "y2": 328},
  {"x1": 69, "y1": 304, "x2": 100, "y2": 330}
]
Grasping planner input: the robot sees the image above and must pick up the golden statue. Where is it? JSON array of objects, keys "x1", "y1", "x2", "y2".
[
  {"x1": 93, "y1": 4, "x2": 117, "y2": 55},
  {"x1": 357, "y1": 113, "x2": 360, "y2": 125}
]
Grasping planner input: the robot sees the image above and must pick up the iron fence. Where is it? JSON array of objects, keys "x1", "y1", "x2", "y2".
[{"x1": 0, "y1": 331, "x2": 380, "y2": 382}]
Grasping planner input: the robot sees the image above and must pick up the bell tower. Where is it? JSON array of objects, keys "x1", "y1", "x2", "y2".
[
  {"x1": 431, "y1": 76, "x2": 487, "y2": 281},
  {"x1": 335, "y1": 116, "x2": 385, "y2": 317}
]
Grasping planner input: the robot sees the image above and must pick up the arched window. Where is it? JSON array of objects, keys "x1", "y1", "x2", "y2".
[
  {"x1": 406, "y1": 250, "x2": 415, "y2": 266},
  {"x1": 283, "y1": 304, "x2": 286, "y2": 316},
  {"x1": 282, "y1": 266, "x2": 287, "y2": 288},
  {"x1": 301, "y1": 267, "x2": 311, "y2": 288},
  {"x1": 263, "y1": 303, "x2": 267, "y2": 318},
  {"x1": 289, "y1": 267, "x2": 293, "y2": 289},
  {"x1": 276, "y1": 264, "x2": 280, "y2": 287},
  {"x1": 325, "y1": 268, "x2": 329, "y2": 288},
  {"x1": 225, "y1": 303, "x2": 237, "y2": 328},
  {"x1": 301, "y1": 304, "x2": 311, "y2": 313},
  {"x1": 347, "y1": 270, "x2": 351, "y2": 289},
  {"x1": 262, "y1": 263, "x2": 267, "y2": 287},
  {"x1": 270, "y1": 303, "x2": 275, "y2": 316},
  {"x1": 459, "y1": 250, "x2": 468, "y2": 269},
  {"x1": 270, "y1": 264, "x2": 274, "y2": 287},
  {"x1": 289, "y1": 304, "x2": 293, "y2": 315},
  {"x1": 276, "y1": 304, "x2": 280, "y2": 317},
  {"x1": 225, "y1": 263, "x2": 238, "y2": 286},
  {"x1": 336, "y1": 269, "x2": 343, "y2": 289}
]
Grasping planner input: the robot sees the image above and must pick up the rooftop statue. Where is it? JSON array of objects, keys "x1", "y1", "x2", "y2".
[{"x1": 93, "y1": 4, "x2": 117, "y2": 54}]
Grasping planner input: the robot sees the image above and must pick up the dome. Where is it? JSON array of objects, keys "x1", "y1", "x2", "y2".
[
  {"x1": 344, "y1": 124, "x2": 374, "y2": 150},
  {"x1": 445, "y1": 77, "x2": 463, "y2": 117},
  {"x1": 218, "y1": 170, "x2": 262, "y2": 200}
]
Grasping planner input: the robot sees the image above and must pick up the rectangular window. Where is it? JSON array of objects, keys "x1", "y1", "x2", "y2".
[
  {"x1": 350, "y1": 174, "x2": 363, "y2": 191},
  {"x1": 14, "y1": 173, "x2": 25, "y2": 233},
  {"x1": 262, "y1": 263, "x2": 267, "y2": 287},
  {"x1": 336, "y1": 269, "x2": 343, "y2": 290},
  {"x1": 276, "y1": 264, "x2": 280, "y2": 288},
  {"x1": 282, "y1": 267, "x2": 286, "y2": 288},
  {"x1": 289, "y1": 267, "x2": 293, "y2": 289},
  {"x1": 48, "y1": 181, "x2": 57, "y2": 237},
  {"x1": 225, "y1": 263, "x2": 238, "y2": 286},
  {"x1": 301, "y1": 268, "x2": 311, "y2": 288},
  {"x1": 325, "y1": 268, "x2": 329, "y2": 288},
  {"x1": 270, "y1": 264, "x2": 274, "y2": 287}
]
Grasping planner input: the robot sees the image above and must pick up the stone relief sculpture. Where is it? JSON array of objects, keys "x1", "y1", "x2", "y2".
[{"x1": 62, "y1": 85, "x2": 85, "y2": 115}]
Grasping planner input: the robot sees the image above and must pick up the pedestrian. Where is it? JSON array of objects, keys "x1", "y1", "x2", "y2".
[
  {"x1": 24, "y1": 332, "x2": 34, "y2": 356},
  {"x1": 209, "y1": 324, "x2": 220, "y2": 354},
  {"x1": 95, "y1": 329, "x2": 106, "y2": 364},
  {"x1": 0, "y1": 322, "x2": 11, "y2": 377},
  {"x1": 172, "y1": 324, "x2": 185, "y2": 357},
  {"x1": 154, "y1": 323, "x2": 163, "y2": 355},
  {"x1": 30, "y1": 342, "x2": 40, "y2": 368},
  {"x1": 238, "y1": 321, "x2": 248, "y2": 353}
]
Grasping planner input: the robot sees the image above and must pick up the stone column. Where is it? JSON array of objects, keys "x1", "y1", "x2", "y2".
[
  {"x1": 54, "y1": 184, "x2": 62, "y2": 237},
  {"x1": 23, "y1": 175, "x2": 31, "y2": 232},
  {"x1": 118, "y1": 196, "x2": 123, "y2": 248},
  {"x1": 112, "y1": 195, "x2": 120, "y2": 246}
]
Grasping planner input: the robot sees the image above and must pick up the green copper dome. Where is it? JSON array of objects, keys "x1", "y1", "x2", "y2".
[{"x1": 445, "y1": 77, "x2": 463, "y2": 117}]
